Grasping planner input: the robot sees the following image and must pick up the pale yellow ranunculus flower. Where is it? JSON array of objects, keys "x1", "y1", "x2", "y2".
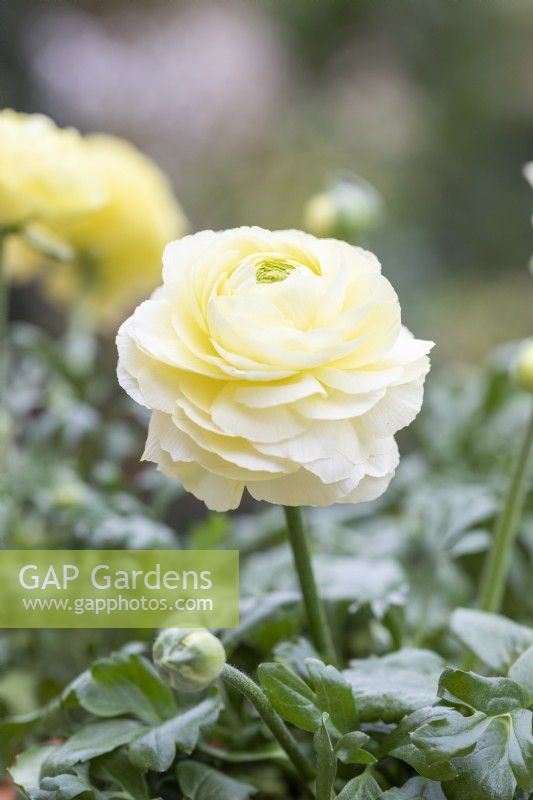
[
  {"x1": 0, "y1": 109, "x2": 105, "y2": 228},
  {"x1": 8, "y1": 134, "x2": 187, "y2": 328},
  {"x1": 118, "y1": 227, "x2": 433, "y2": 511}
]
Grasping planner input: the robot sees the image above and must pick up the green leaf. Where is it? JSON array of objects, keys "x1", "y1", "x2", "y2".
[
  {"x1": 382, "y1": 777, "x2": 445, "y2": 799},
  {"x1": 306, "y1": 659, "x2": 358, "y2": 735},
  {"x1": 336, "y1": 771, "x2": 383, "y2": 799},
  {"x1": 10, "y1": 745, "x2": 58, "y2": 798},
  {"x1": 384, "y1": 709, "x2": 459, "y2": 781},
  {"x1": 411, "y1": 708, "x2": 491, "y2": 763},
  {"x1": 43, "y1": 719, "x2": 145, "y2": 771},
  {"x1": 0, "y1": 698, "x2": 67, "y2": 777},
  {"x1": 0, "y1": 711, "x2": 43, "y2": 775},
  {"x1": 334, "y1": 732, "x2": 376, "y2": 766},
  {"x1": 258, "y1": 663, "x2": 320, "y2": 733},
  {"x1": 509, "y1": 644, "x2": 533, "y2": 705},
  {"x1": 128, "y1": 690, "x2": 222, "y2": 772},
  {"x1": 33, "y1": 773, "x2": 100, "y2": 800},
  {"x1": 91, "y1": 749, "x2": 149, "y2": 800},
  {"x1": 315, "y1": 556, "x2": 404, "y2": 604},
  {"x1": 507, "y1": 708, "x2": 533, "y2": 790},
  {"x1": 242, "y1": 551, "x2": 403, "y2": 606},
  {"x1": 344, "y1": 649, "x2": 444, "y2": 723},
  {"x1": 177, "y1": 760, "x2": 257, "y2": 799},
  {"x1": 405, "y1": 693, "x2": 533, "y2": 799},
  {"x1": 450, "y1": 609, "x2": 533, "y2": 671},
  {"x1": 274, "y1": 636, "x2": 320, "y2": 678},
  {"x1": 314, "y1": 714, "x2": 336, "y2": 800},
  {"x1": 437, "y1": 669, "x2": 526, "y2": 716},
  {"x1": 74, "y1": 653, "x2": 176, "y2": 723},
  {"x1": 259, "y1": 659, "x2": 358, "y2": 736},
  {"x1": 443, "y1": 717, "x2": 520, "y2": 800},
  {"x1": 221, "y1": 593, "x2": 300, "y2": 654}
]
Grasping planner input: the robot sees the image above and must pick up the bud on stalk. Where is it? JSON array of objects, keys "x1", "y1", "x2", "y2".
[
  {"x1": 303, "y1": 173, "x2": 383, "y2": 243},
  {"x1": 153, "y1": 628, "x2": 226, "y2": 692}
]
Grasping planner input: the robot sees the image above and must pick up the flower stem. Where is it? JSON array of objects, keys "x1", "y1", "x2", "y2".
[
  {"x1": 221, "y1": 663, "x2": 316, "y2": 784},
  {"x1": 478, "y1": 400, "x2": 533, "y2": 614},
  {"x1": 283, "y1": 506, "x2": 338, "y2": 666}
]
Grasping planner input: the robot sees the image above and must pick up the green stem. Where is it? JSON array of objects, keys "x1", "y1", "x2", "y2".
[
  {"x1": 478, "y1": 400, "x2": 533, "y2": 614},
  {"x1": 221, "y1": 663, "x2": 316, "y2": 785},
  {"x1": 284, "y1": 506, "x2": 338, "y2": 666}
]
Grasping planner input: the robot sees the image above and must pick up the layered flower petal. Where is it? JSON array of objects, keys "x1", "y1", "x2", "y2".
[{"x1": 117, "y1": 226, "x2": 432, "y2": 511}]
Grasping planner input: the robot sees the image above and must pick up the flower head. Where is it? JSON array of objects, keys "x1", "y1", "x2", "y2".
[
  {"x1": 0, "y1": 109, "x2": 105, "y2": 228},
  {"x1": 117, "y1": 227, "x2": 432, "y2": 511},
  {"x1": 153, "y1": 628, "x2": 226, "y2": 692},
  {"x1": 6, "y1": 134, "x2": 186, "y2": 328}
]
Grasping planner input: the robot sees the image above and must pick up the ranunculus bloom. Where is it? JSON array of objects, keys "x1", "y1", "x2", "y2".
[
  {"x1": 117, "y1": 227, "x2": 432, "y2": 511},
  {"x1": 7, "y1": 134, "x2": 187, "y2": 328},
  {"x1": 0, "y1": 109, "x2": 105, "y2": 227}
]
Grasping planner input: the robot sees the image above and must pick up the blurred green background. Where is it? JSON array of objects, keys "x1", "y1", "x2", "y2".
[{"x1": 1, "y1": 0, "x2": 532, "y2": 360}]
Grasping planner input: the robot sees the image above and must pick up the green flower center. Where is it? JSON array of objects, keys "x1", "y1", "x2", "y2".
[{"x1": 255, "y1": 257, "x2": 296, "y2": 284}]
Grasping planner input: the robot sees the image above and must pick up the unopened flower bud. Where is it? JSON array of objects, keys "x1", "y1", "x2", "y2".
[
  {"x1": 153, "y1": 628, "x2": 226, "y2": 692},
  {"x1": 515, "y1": 342, "x2": 533, "y2": 394},
  {"x1": 303, "y1": 174, "x2": 383, "y2": 242}
]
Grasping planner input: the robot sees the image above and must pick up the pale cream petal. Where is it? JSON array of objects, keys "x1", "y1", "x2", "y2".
[
  {"x1": 340, "y1": 471, "x2": 396, "y2": 504},
  {"x1": 316, "y1": 366, "x2": 403, "y2": 393},
  {"x1": 211, "y1": 385, "x2": 308, "y2": 443},
  {"x1": 255, "y1": 420, "x2": 368, "y2": 464},
  {"x1": 171, "y1": 408, "x2": 296, "y2": 475},
  {"x1": 296, "y1": 388, "x2": 386, "y2": 420},
  {"x1": 116, "y1": 227, "x2": 432, "y2": 512},
  {"x1": 233, "y1": 376, "x2": 326, "y2": 409},
  {"x1": 356, "y1": 377, "x2": 426, "y2": 438},
  {"x1": 173, "y1": 461, "x2": 245, "y2": 512}
]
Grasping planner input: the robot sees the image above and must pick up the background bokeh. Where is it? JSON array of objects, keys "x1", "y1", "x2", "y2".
[{"x1": 1, "y1": 0, "x2": 532, "y2": 359}]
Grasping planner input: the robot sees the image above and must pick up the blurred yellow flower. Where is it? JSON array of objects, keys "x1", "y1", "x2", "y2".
[
  {"x1": 0, "y1": 109, "x2": 105, "y2": 228},
  {"x1": 8, "y1": 134, "x2": 187, "y2": 328}
]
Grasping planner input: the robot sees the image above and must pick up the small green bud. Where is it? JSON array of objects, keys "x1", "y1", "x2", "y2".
[
  {"x1": 515, "y1": 342, "x2": 533, "y2": 393},
  {"x1": 153, "y1": 628, "x2": 226, "y2": 692},
  {"x1": 303, "y1": 173, "x2": 383, "y2": 242}
]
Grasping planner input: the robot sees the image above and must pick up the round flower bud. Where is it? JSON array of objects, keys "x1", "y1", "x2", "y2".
[
  {"x1": 153, "y1": 628, "x2": 226, "y2": 692},
  {"x1": 303, "y1": 174, "x2": 383, "y2": 242},
  {"x1": 515, "y1": 342, "x2": 533, "y2": 394}
]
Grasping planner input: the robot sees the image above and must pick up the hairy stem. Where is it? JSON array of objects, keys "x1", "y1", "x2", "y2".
[
  {"x1": 222, "y1": 663, "x2": 316, "y2": 784},
  {"x1": 284, "y1": 506, "x2": 338, "y2": 666}
]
